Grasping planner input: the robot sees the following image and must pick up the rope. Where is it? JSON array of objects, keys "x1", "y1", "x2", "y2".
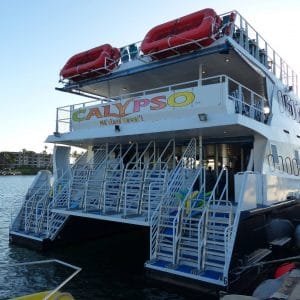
[{"x1": 233, "y1": 254, "x2": 300, "y2": 274}]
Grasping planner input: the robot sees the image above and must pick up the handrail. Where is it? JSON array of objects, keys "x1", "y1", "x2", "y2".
[
  {"x1": 223, "y1": 171, "x2": 253, "y2": 282},
  {"x1": 24, "y1": 178, "x2": 51, "y2": 232},
  {"x1": 197, "y1": 167, "x2": 228, "y2": 270},
  {"x1": 1, "y1": 259, "x2": 81, "y2": 300},
  {"x1": 149, "y1": 138, "x2": 198, "y2": 260},
  {"x1": 83, "y1": 144, "x2": 121, "y2": 211},
  {"x1": 171, "y1": 166, "x2": 204, "y2": 264},
  {"x1": 35, "y1": 190, "x2": 52, "y2": 234},
  {"x1": 156, "y1": 139, "x2": 176, "y2": 170},
  {"x1": 231, "y1": 11, "x2": 298, "y2": 94}
]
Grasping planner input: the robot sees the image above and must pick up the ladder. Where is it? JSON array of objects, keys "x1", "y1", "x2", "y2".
[
  {"x1": 68, "y1": 146, "x2": 107, "y2": 209},
  {"x1": 201, "y1": 168, "x2": 233, "y2": 280},
  {"x1": 150, "y1": 138, "x2": 200, "y2": 264},
  {"x1": 176, "y1": 172, "x2": 206, "y2": 269},
  {"x1": 83, "y1": 144, "x2": 121, "y2": 211}
]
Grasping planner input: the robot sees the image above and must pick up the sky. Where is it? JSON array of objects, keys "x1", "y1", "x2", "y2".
[{"x1": 0, "y1": 0, "x2": 300, "y2": 153}]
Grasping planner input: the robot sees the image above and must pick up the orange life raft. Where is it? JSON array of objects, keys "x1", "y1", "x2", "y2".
[
  {"x1": 141, "y1": 8, "x2": 221, "y2": 59},
  {"x1": 60, "y1": 44, "x2": 120, "y2": 80}
]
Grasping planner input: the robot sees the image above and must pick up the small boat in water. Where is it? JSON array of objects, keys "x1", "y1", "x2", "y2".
[
  {"x1": 13, "y1": 291, "x2": 74, "y2": 300},
  {"x1": 4, "y1": 259, "x2": 81, "y2": 300}
]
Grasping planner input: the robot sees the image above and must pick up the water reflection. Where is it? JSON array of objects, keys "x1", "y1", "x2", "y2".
[{"x1": 0, "y1": 176, "x2": 217, "y2": 299}]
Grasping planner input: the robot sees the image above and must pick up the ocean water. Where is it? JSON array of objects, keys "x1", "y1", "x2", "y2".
[{"x1": 0, "y1": 176, "x2": 217, "y2": 299}]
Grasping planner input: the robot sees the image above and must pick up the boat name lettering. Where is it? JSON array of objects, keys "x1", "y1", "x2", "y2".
[
  {"x1": 277, "y1": 90, "x2": 300, "y2": 121},
  {"x1": 72, "y1": 91, "x2": 195, "y2": 122}
]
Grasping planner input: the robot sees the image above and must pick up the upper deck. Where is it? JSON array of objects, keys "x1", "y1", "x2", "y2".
[
  {"x1": 47, "y1": 74, "x2": 270, "y2": 146},
  {"x1": 57, "y1": 10, "x2": 298, "y2": 98},
  {"x1": 48, "y1": 9, "x2": 300, "y2": 146}
]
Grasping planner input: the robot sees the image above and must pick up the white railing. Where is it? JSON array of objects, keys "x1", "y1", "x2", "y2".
[
  {"x1": 231, "y1": 11, "x2": 298, "y2": 95},
  {"x1": 178, "y1": 170, "x2": 206, "y2": 266},
  {"x1": 199, "y1": 167, "x2": 229, "y2": 270},
  {"x1": 34, "y1": 191, "x2": 52, "y2": 234},
  {"x1": 149, "y1": 138, "x2": 197, "y2": 259},
  {"x1": 24, "y1": 181, "x2": 51, "y2": 232},
  {"x1": 171, "y1": 166, "x2": 205, "y2": 264},
  {"x1": 223, "y1": 171, "x2": 255, "y2": 281}
]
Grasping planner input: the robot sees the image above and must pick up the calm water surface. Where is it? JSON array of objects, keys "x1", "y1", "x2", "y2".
[{"x1": 0, "y1": 176, "x2": 217, "y2": 299}]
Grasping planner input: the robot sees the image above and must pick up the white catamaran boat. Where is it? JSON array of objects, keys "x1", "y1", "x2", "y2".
[{"x1": 9, "y1": 8, "x2": 300, "y2": 292}]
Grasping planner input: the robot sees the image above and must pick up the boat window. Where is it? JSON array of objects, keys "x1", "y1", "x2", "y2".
[{"x1": 270, "y1": 144, "x2": 279, "y2": 164}]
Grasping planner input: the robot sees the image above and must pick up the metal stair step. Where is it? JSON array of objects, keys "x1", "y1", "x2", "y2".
[
  {"x1": 205, "y1": 243, "x2": 225, "y2": 252},
  {"x1": 206, "y1": 239, "x2": 225, "y2": 246},
  {"x1": 206, "y1": 250, "x2": 225, "y2": 257},
  {"x1": 205, "y1": 260, "x2": 224, "y2": 269},
  {"x1": 207, "y1": 217, "x2": 230, "y2": 224}
]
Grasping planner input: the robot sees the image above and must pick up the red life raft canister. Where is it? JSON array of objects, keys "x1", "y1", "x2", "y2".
[
  {"x1": 60, "y1": 44, "x2": 120, "y2": 81},
  {"x1": 141, "y1": 8, "x2": 221, "y2": 59}
]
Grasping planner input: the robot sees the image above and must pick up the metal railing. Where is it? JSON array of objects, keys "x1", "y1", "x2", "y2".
[
  {"x1": 149, "y1": 138, "x2": 198, "y2": 260},
  {"x1": 229, "y1": 11, "x2": 298, "y2": 94},
  {"x1": 199, "y1": 167, "x2": 229, "y2": 270},
  {"x1": 223, "y1": 171, "x2": 256, "y2": 283},
  {"x1": 24, "y1": 180, "x2": 51, "y2": 233},
  {"x1": 171, "y1": 166, "x2": 205, "y2": 264}
]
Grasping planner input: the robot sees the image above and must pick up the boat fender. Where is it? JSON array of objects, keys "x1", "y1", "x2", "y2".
[
  {"x1": 274, "y1": 262, "x2": 296, "y2": 278},
  {"x1": 295, "y1": 224, "x2": 300, "y2": 248}
]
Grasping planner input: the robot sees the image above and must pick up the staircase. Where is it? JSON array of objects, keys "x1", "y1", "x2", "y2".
[
  {"x1": 140, "y1": 167, "x2": 168, "y2": 220},
  {"x1": 102, "y1": 160, "x2": 124, "y2": 213},
  {"x1": 68, "y1": 146, "x2": 107, "y2": 209},
  {"x1": 202, "y1": 200, "x2": 233, "y2": 279},
  {"x1": 176, "y1": 177, "x2": 206, "y2": 269},
  {"x1": 119, "y1": 141, "x2": 156, "y2": 217},
  {"x1": 10, "y1": 170, "x2": 52, "y2": 237},
  {"x1": 146, "y1": 164, "x2": 238, "y2": 286},
  {"x1": 121, "y1": 166, "x2": 145, "y2": 216},
  {"x1": 83, "y1": 145, "x2": 124, "y2": 211},
  {"x1": 150, "y1": 138, "x2": 200, "y2": 265}
]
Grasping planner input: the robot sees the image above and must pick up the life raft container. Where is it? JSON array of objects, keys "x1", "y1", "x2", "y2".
[
  {"x1": 141, "y1": 8, "x2": 221, "y2": 59},
  {"x1": 60, "y1": 44, "x2": 120, "y2": 81}
]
